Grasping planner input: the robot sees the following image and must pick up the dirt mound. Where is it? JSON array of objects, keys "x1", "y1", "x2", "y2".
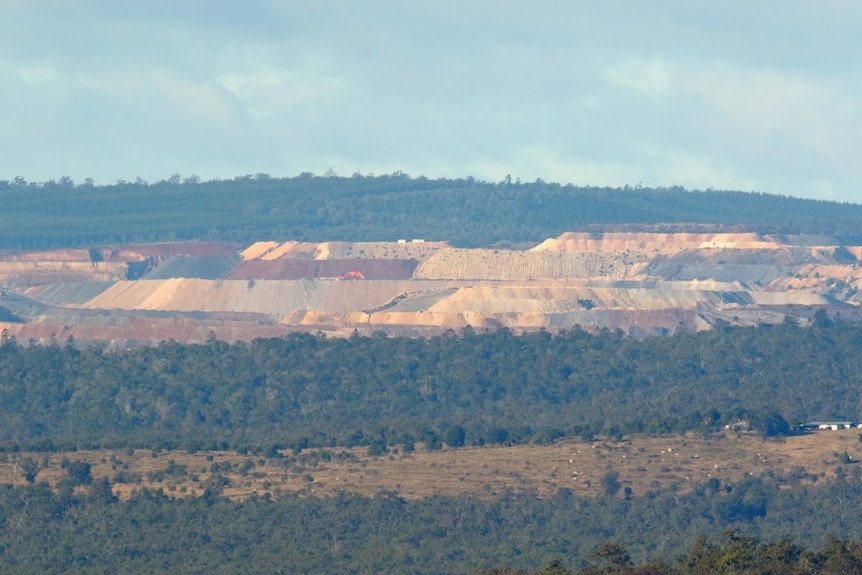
[
  {"x1": 764, "y1": 264, "x2": 862, "y2": 305},
  {"x1": 113, "y1": 242, "x2": 241, "y2": 259},
  {"x1": 240, "y1": 241, "x2": 281, "y2": 260},
  {"x1": 142, "y1": 256, "x2": 240, "y2": 280},
  {"x1": 423, "y1": 282, "x2": 747, "y2": 314},
  {"x1": 240, "y1": 240, "x2": 449, "y2": 262},
  {"x1": 532, "y1": 232, "x2": 786, "y2": 252},
  {"x1": 415, "y1": 249, "x2": 649, "y2": 280},
  {"x1": 0, "y1": 261, "x2": 129, "y2": 286},
  {"x1": 0, "y1": 248, "x2": 97, "y2": 262},
  {"x1": 256, "y1": 241, "x2": 320, "y2": 260},
  {"x1": 280, "y1": 307, "x2": 699, "y2": 337},
  {"x1": 0, "y1": 315, "x2": 289, "y2": 346},
  {"x1": 79, "y1": 279, "x2": 454, "y2": 315},
  {"x1": 3, "y1": 234, "x2": 861, "y2": 343},
  {"x1": 0, "y1": 243, "x2": 243, "y2": 287},
  {"x1": 25, "y1": 282, "x2": 116, "y2": 305},
  {"x1": 318, "y1": 241, "x2": 449, "y2": 261},
  {"x1": 227, "y1": 258, "x2": 419, "y2": 280}
]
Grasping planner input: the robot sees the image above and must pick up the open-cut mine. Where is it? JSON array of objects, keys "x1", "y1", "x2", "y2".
[{"x1": 1, "y1": 231, "x2": 860, "y2": 345}]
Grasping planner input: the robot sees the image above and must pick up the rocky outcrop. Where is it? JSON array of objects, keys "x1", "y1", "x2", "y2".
[
  {"x1": 415, "y1": 249, "x2": 650, "y2": 280},
  {"x1": 530, "y1": 232, "x2": 787, "y2": 252},
  {"x1": 240, "y1": 240, "x2": 448, "y2": 262},
  {"x1": 0, "y1": 261, "x2": 129, "y2": 285},
  {"x1": 0, "y1": 232, "x2": 860, "y2": 344},
  {"x1": 227, "y1": 258, "x2": 419, "y2": 280}
]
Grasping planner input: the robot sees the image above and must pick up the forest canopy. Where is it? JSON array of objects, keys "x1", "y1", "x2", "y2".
[
  {"x1": 1, "y1": 173, "x2": 861, "y2": 250},
  {"x1": 0, "y1": 318, "x2": 859, "y2": 452},
  {"x1": 5, "y1": 475, "x2": 862, "y2": 574}
]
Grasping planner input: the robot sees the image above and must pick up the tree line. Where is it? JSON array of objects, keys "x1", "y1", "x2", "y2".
[
  {"x1": 4, "y1": 471, "x2": 862, "y2": 573},
  {"x1": 2, "y1": 173, "x2": 861, "y2": 250},
  {"x1": 0, "y1": 315, "x2": 859, "y2": 453}
]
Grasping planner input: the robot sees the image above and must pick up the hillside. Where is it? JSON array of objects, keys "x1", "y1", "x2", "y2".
[
  {"x1": 0, "y1": 231, "x2": 860, "y2": 344},
  {"x1": 4, "y1": 176, "x2": 862, "y2": 251},
  {"x1": 3, "y1": 430, "x2": 857, "y2": 502}
]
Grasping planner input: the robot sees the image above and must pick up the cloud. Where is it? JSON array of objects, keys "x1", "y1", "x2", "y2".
[
  {"x1": 150, "y1": 69, "x2": 238, "y2": 123},
  {"x1": 674, "y1": 62, "x2": 862, "y2": 198},
  {"x1": 0, "y1": 2, "x2": 860, "y2": 203},
  {"x1": 690, "y1": 66, "x2": 840, "y2": 153},
  {"x1": 603, "y1": 58, "x2": 672, "y2": 96},
  {"x1": 0, "y1": 59, "x2": 58, "y2": 85},
  {"x1": 214, "y1": 47, "x2": 349, "y2": 123}
]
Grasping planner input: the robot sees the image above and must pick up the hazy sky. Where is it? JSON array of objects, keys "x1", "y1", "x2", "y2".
[{"x1": 1, "y1": 1, "x2": 860, "y2": 202}]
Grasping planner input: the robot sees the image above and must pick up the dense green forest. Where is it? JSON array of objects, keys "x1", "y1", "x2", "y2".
[
  {"x1": 0, "y1": 316, "x2": 859, "y2": 452},
  {"x1": 1, "y1": 173, "x2": 861, "y2": 249},
  {"x1": 4, "y1": 474, "x2": 862, "y2": 574}
]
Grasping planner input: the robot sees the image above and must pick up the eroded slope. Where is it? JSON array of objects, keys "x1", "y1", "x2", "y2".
[{"x1": 0, "y1": 231, "x2": 859, "y2": 344}]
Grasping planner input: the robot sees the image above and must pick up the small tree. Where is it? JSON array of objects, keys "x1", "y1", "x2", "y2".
[
  {"x1": 63, "y1": 460, "x2": 92, "y2": 486},
  {"x1": 444, "y1": 425, "x2": 466, "y2": 448},
  {"x1": 537, "y1": 557, "x2": 573, "y2": 575},
  {"x1": 601, "y1": 470, "x2": 621, "y2": 497},
  {"x1": 581, "y1": 542, "x2": 631, "y2": 574},
  {"x1": 752, "y1": 411, "x2": 791, "y2": 438},
  {"x1": 21, "y1": 457, "x2": 40, "y2": 484}
]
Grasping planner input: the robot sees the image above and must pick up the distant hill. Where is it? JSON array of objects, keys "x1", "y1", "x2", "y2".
[{"x1": 1, "y1": 174, "x2": 861, "y2": 249}]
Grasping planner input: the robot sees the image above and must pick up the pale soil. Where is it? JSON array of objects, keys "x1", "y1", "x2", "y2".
[
  {"x1": 2, "y1": 430, "x2": 859, "y2": 501},
  {"x1": 239, "y1": 241, "x2": 449, "y2": 262},
  {"x1": 414, "y1": 249, "x2": 650, "y2": 280},
  {"x1": 240, "y1": 241, "x2": 280, "y2": 260},
  {"x1": 531, "y1": 232, "x2": 785, "y2": 253},
  {"x1": 0, "y1": 232, "x2": 860, "y2": 343}
]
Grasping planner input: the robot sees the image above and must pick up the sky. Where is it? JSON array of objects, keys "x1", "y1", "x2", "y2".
[{"x1": 1, "y1": 1, "x2": 860, "y2": 203}]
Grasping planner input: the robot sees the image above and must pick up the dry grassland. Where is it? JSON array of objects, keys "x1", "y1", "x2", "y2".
[{"x1": 2, "y1": 430, "x2": 860, "y2": 501}]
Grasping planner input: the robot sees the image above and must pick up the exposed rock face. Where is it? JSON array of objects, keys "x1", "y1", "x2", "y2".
[
  {"x1": 240, "y1": 240, "x2": 448, "y2": 262},
  {"x1": 0, "y1": 261, "x2": 129, "y2": 284},
  {"x1": 0, "y1": 233, "x2": 860, "y2": 345},
  {"x1": 227, "y1": 258, "x2": 419, "y2": 280},
  {"x1": 415, "y1": 249, "x2": 650, "y2": 280},
  {"x1": 531, "y1": 232, "x2": 787, "y2": 252}
]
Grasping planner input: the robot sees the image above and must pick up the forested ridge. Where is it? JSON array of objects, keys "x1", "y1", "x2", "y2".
[
  {"x1": 0, "y1": 316, "x2": 858, "y2": 452},
  {"x1": 5, "y1": 475, "x2": 862, "y2": 573},
  {"x1": 2, "y1": 173, "x2": 861, "y2": 249}
]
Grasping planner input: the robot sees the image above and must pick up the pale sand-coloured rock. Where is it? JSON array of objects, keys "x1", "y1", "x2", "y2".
[{"x1": 0, "y1": 231, "x2": 859, "y2": 344}]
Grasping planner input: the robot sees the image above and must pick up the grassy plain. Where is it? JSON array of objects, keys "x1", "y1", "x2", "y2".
[{"x1": 3, "y1": 429, "x2": 860, "y2": 500}]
